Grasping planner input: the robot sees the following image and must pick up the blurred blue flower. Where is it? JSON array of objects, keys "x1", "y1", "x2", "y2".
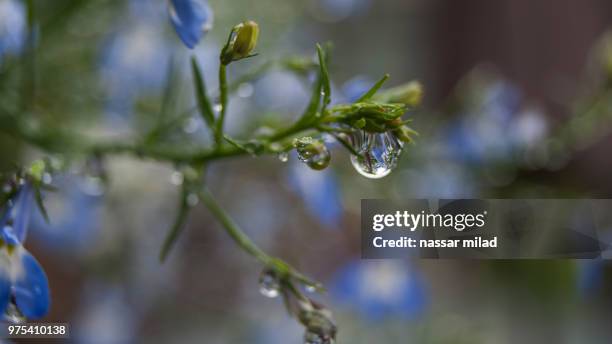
[
  {"x1": 31, "y1": 175, "x2": 102, "y2": 255},
  {"x1": 330, "y1": 260, "x2": 427, "y2": 320},
  {"x1": 100, "y1": 15, "x2": 172, "y2": 118},
  {"x1": 312, "y1": 0, "x2": 371, "y2": 22},
  {"x1": 341, "y1": 75, "x2": 373, "y2": 103},
  {"x1": 287, "y1": 161, "x2": 343, "y2": 228},
  {"x1": 445, "y1": 79, "x2": 548, "y2": 165},
  {"x1": 0, "y1": 182, "x2": 50, "y2": 321},
  {"x1": 168, "y1": 0, "x2": 213, "y2": 49},
  {"x1": 0, "y1": 0, "x2": 26, "y2": 61}
]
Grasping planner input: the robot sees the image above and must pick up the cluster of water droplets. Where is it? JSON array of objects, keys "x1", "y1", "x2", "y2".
[{"x1": 346, "y1": 129, "x2": 403, "y2": 179}]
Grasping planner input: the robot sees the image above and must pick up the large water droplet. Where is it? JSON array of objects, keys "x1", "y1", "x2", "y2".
[
  {"x1": 304, "y1": 331, "x2": 334, "y2": 344},
  {"x1": 294, "y1": 137, "x2": 331, "y2": 170},
  {"x1": 349, "y1": 130, "x2": 403, "y2": 179},
  {"x1": 4, "y1": 300, "x2": 25, "y2": 324},
  {"x1": 258, "y1": 269, "x2": 280, "y2": 298}
]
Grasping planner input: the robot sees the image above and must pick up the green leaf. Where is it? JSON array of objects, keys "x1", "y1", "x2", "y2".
[
  {"x1": 316, "y1": 44, "x2": 331, "y2": 110},
  {"x1": 297, "y1": 69, "x2": 323, "y2": 125},
  {"x1": 191, "y1": 57, "x2": 215, "y2": 128},
  {"x1": 34, "y1": 186, "x2": 50, "y2": 224},
  {"x1": 159, "y1": 186, "x2": 191, "y2": 262},
  {"x1": 356, "y1": 74, "x2": 390, "y2": 102}
]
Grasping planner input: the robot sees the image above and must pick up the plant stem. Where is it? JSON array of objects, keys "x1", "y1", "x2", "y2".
[
  {"x1": 198, "y1": 187, "x2": 321, "y2": 288},
  {"x1": 199, "y1": 187, "x2": 271, "y2": 264},
  {"x1": 216, "y1": 63, "x2": 228, "y2": 146}
]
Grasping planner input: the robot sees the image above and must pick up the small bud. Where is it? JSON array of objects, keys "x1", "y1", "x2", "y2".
[
  {"x1": 374, "y1": 80, "x2": 423, "y2": 107},
  {"x1": 221, "y1": 21, "x2": 259, "y2": 65},
  {"x1": 392, "y1": 125, "x2": 418, "y2": 143},
  {"x1": 28, "y1": 160, "x2": 46, "y2": 183},
  {"x1": 298, "y1": 303, "x2": 337, "y2": 344}
]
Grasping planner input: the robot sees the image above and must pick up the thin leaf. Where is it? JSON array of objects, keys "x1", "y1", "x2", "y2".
[
  {"x1": 191, "y1": 57, "x2": 215, "y2": 128},
  {"x1": 316, "y1": 44, "x2": 331, "y2": 110},
  {"x1": 297, "y1": 68, "x2": 323, "y2": 125},
  {"x1": 34, "y1": 186, "x2": 49, "y2": 224},
  {"x1": 159, "y1": 187, "x2": 190, "y2": 262},
  {"x1": 356, "y1": 74, "x2": 390, "y2": 103}
]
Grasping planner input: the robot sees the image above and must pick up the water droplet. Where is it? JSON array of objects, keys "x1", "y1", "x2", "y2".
[
  {"x1": 349, "y1": 130, "x2": 403, "y2": 179},
  {"x1": 237, "y1": 82, "x2": 254, "y2": 98},
  {"x1": 277, "y1": 152, "x2": 289, "y2": 162},
  {"x1": 258, "y1": 269, "x2": 280, "y2": 298},
  {"x1": 170, "y1": 171, "x2": 184, "y2": 186},
  {"x1": 213, "y1": 104, "x2": 223, "y2": 114},
  {"x1": 4, "y1": 301, "x2": 25, "y2": 324},
  {"x1": 186, "y1": 193, "x2": 199, "y2": 207},
  {"x1": 42, "y1": 172, "x2": 53, "y2": 185},
  {"x1": 294, "y1": 137, "x2": 331, "y2": 170},
  {"x1": 183, "y1": 116, "x2": 200, "y2": 134},
  {"x1": 305, "y1": 284, "x2": 316, "y2": 293},
  {"x1": 304, "y1": 331, "x2": 334, "y2": 344}
]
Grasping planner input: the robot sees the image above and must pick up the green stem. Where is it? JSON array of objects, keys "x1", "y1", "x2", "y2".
[
  {"x1": 198, "y1": 187, "x2": 322, "y2": 289},
  {"x1": 216, "y1": 63, "x2": 228, "y2": 146},
  {"x1": 199, "y1": 187, "x2": 271, "y2": 264}
]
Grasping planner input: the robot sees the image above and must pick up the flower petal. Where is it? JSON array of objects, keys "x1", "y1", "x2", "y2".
[
  {"x1": 168, "y1": 0, "x2": 213, "y2": 49},
  {"x1": 12, "y1": 183, "x2": 34, "y2": 243},
  {"x1": 13, "y1": 250, "x2": 50, "y2": 319},
  {"x1": 1, "y1": 183, "x2": 34, "y2": 244},
  {"x1": 0, "y1": 255, "x2": 11, "y2": 314}
]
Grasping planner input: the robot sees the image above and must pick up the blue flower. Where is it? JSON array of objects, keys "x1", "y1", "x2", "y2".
[
  {"x1": 168, "y1": 0, "x2": 213, "y2": 49},
  {"x1": 0, "y1": 0, "x2": 27, "y2": 61},
  {"x1": 100, "y1": 15, "x2": 171, "y2": 119},
  {"x1": 0, "y1": 183, "x2": 50, "y2": 321},
  {"x1": 31, "y1": 175, "x2": 102, "y2": 255},
  {"x1": 330, "y1": 260, "x2": 427, "y2": 320},
  {"x1": 287, "y1": 161, "x2": 343, "y2": 228}
]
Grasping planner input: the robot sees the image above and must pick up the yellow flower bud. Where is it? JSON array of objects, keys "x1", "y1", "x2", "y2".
[
  {"x1": 233, "y1": 21, "x2": 259, "y2": 57},
  {"x1": 221, "y1": 21, "x2": 259, "y2": 65}
]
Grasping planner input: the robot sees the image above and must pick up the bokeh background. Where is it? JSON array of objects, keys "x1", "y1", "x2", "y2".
[{"x1": 2, "y1": 0, "x2": 612, "y2": 343}]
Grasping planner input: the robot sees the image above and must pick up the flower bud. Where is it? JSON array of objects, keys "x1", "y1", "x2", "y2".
[
  {"x1": 392, "y1": 125, "x2": 418, "y2": 143},
  {"x1": 374, "y1": 80, "x2": 423, "y2": 107},
  {"x1": 221, "y1": 21, "x2": 259, "y2": 65}
]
